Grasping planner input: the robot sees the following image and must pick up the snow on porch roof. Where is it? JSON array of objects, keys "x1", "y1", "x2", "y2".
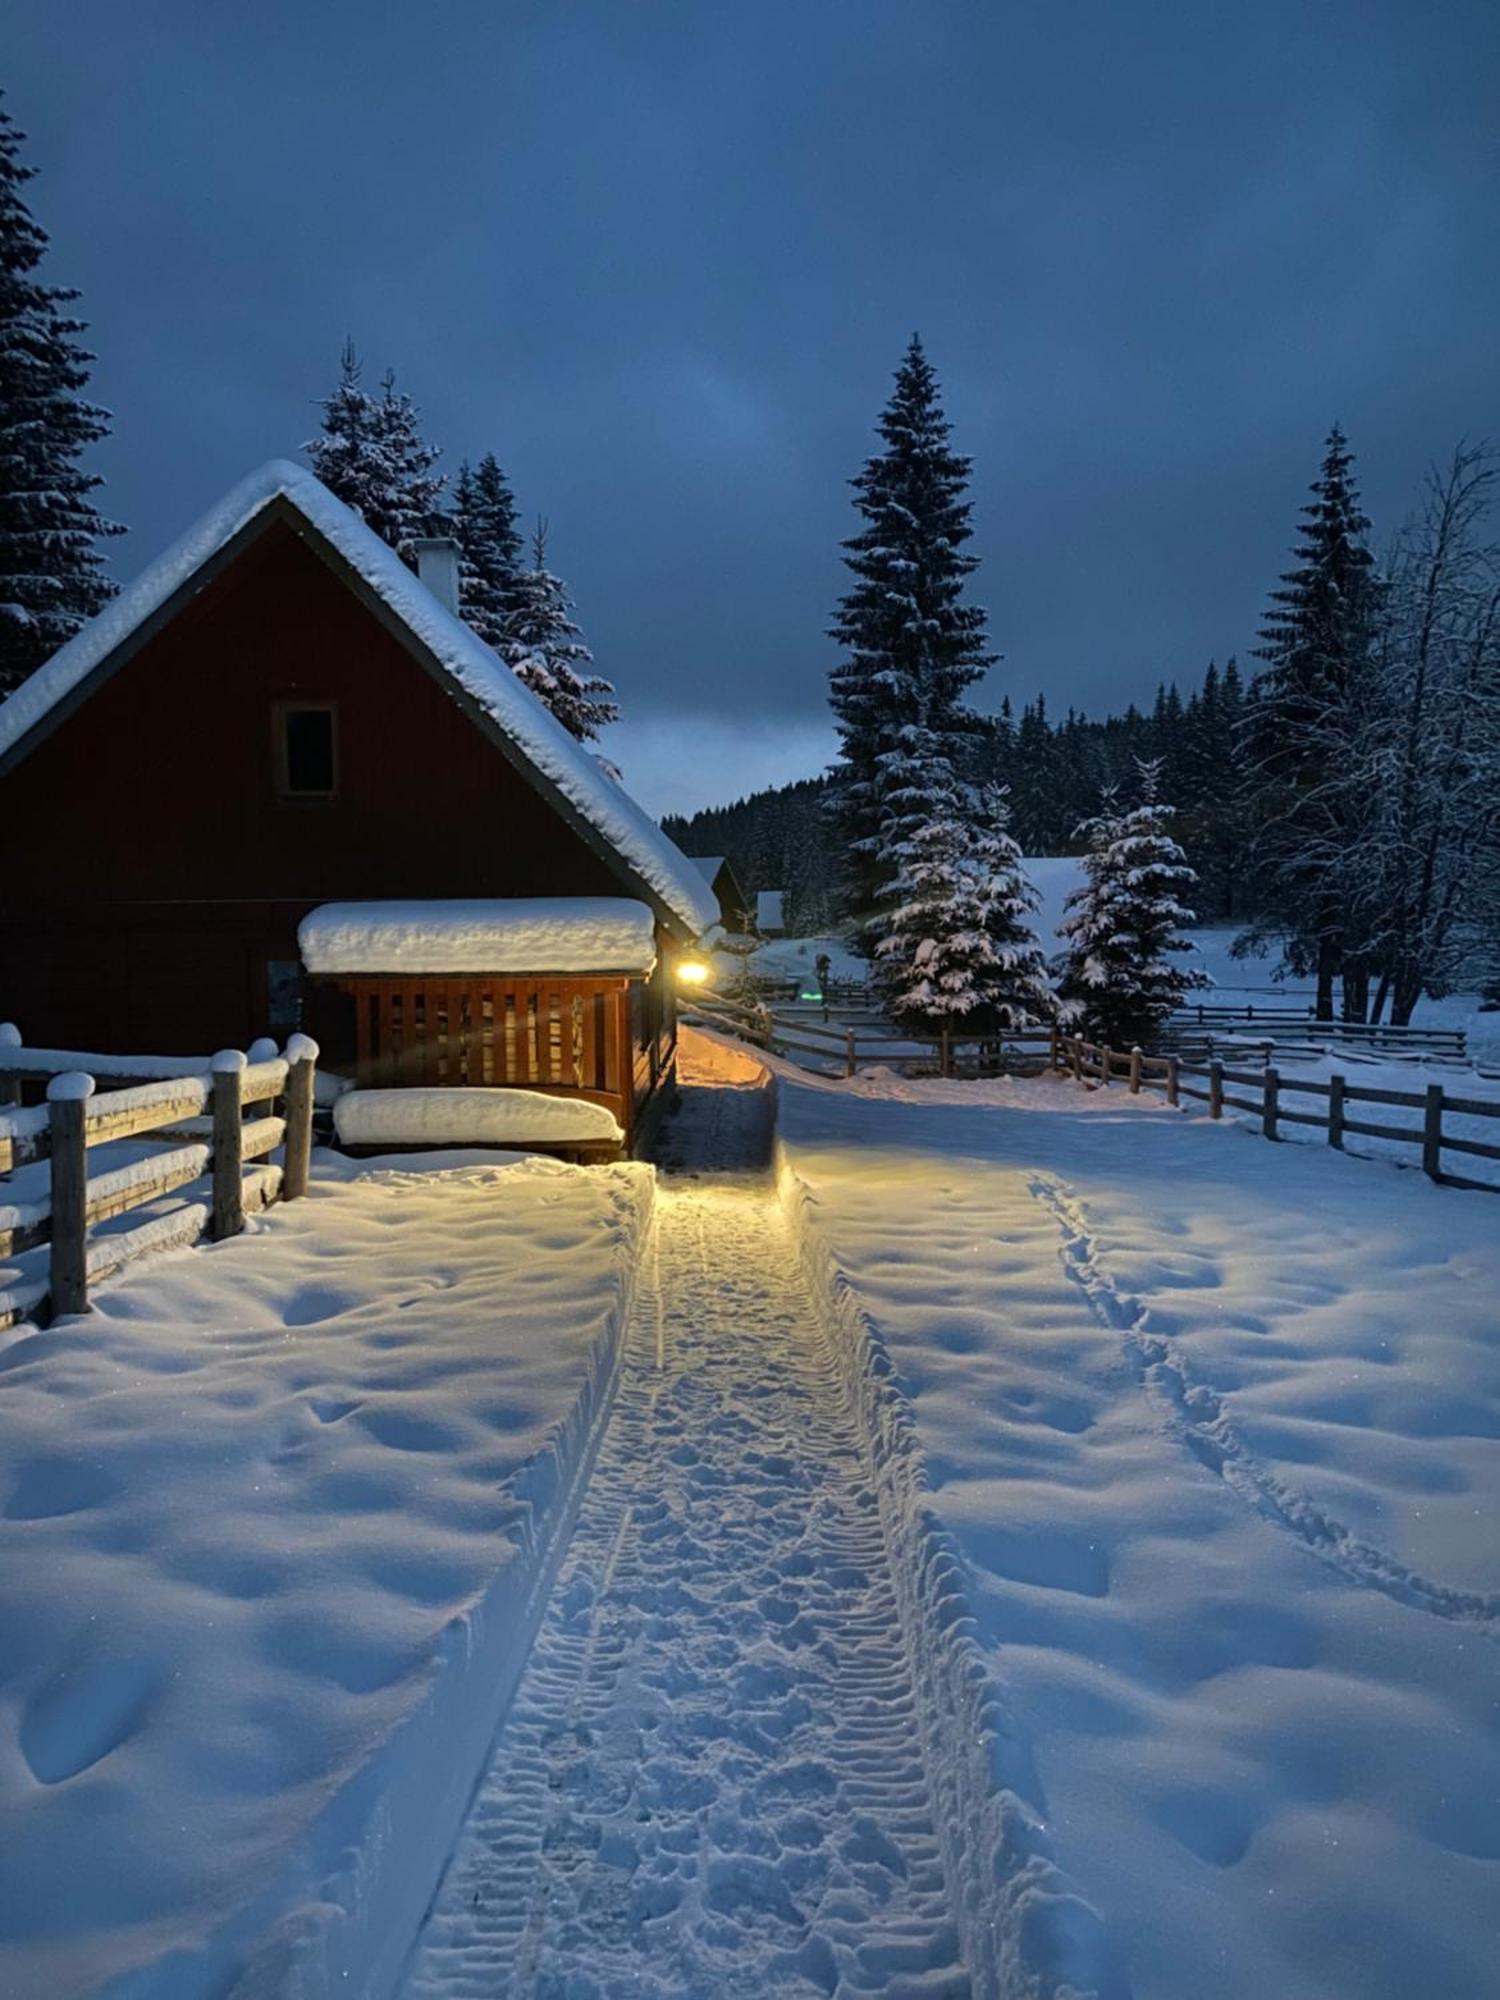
[
  {"x1": 0, "y1": 460, "x2": 718, "y2": 942},
  {"x1": 298, "y1": 897, "x2": 660, "y2": 976}
]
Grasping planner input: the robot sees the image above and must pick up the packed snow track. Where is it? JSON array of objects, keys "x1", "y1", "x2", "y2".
[{"x1": 399, "y1": 1131, "x2": 971, "y2": 1995}]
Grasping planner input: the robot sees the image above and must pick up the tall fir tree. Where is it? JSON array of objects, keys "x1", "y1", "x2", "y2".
[
  {"x1": 827, "y1": 335, "x2": 992, "y2": 937},
  {"x1": 0, "y1": 95, "x2": 122, "y2": 695},
  {"x1": 1241, "y1": 424, "x2": 1382, "y2": 1017},
  {"x1": 449, "y1": 453, "x2": 524, "y2": 650},
  {"x1": 305, "y1": 342, "x2": 443, "y2": 561},
  {"x1": 505, "y1": 521, "x2": 619, "y2": 742},
  {"x1": 873, "y1": 727, "x2": 991, "y2": 1030},
  {"x1": 1057, "y1": 765, "x2": 1206, "y2": 1045}
]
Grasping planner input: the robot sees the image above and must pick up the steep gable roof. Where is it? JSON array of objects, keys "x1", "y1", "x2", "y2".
[{"x1": 0, "y1": 461, "x2": 717, "y2": 939}]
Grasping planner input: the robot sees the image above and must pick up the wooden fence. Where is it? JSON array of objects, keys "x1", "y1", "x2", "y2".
[
  {"x1": 684, "y1": 995, "x2": 1500, "y2": 1196},
  {"x1": 1166, "y1": 1004, "x2": 1468, "y2": 1061},
  {"x1": 0, "y1": 1026, "x2": 319, "y2": 1329},
  {"x1": 1056, "y1": 1034, "x2": 1500, "y2": 1194}
]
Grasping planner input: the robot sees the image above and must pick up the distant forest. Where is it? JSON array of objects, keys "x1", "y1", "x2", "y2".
[{"x1": 663, "y1": 658, "x2": 1248, "y2": 934}]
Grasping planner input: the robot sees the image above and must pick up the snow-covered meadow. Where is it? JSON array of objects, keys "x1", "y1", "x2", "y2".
[
  {"x1": 772, "y1": 1056, "x2": 1500, "y2": 1999},
  {"x1": 0, "y1": 1150, "x2": 649, "y2": 1999}
]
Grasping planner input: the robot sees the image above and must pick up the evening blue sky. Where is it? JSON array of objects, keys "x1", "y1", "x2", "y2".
[{"x1": 10, "y1": 2, "x2": 1500, "y2": 814}]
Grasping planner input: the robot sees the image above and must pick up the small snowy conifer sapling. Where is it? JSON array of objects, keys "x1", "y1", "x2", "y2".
[{"x1": 1057, "y1": 763, "x2": 1207, "y2": 1047}]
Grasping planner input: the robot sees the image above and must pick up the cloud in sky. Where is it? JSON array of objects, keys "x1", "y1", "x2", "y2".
[{"x1": 7, "y1": 0, "x2": 1499, "y2": 804}]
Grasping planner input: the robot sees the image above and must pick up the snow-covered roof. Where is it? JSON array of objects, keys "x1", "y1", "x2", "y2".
[
  {"x1": 757, "y1": 889, "x2": 786, "y2": 931},
  {"x1": 0, "y1": 460, "x2": 717, "y2": 941},
  {"x1": 299, "y1": 897, "x2": 658, "y2": 976}
]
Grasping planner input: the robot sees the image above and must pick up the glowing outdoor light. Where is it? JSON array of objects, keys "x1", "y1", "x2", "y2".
[{"x1": 676, "y1": 956, "x2": 712, "y2": 986}]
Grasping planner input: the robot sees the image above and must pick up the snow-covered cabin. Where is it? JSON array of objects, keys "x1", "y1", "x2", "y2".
[
  {"x1": 0, "y1": 462, "x2": 716, "y2": 1155},
  {"x1": 688, "y1": 855, "x2": 750, "y2": 933},
  {"x1": 756, "y1": 889, "x2": 787, "y2": 937}
]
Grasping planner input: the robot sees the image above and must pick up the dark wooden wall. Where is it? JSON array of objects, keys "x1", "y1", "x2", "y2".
[{"x1": 0, "y1": 521, "x2": 630, "y2": 1054}]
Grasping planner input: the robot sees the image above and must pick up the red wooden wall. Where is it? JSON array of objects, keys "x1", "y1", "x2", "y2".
[{"x1": 0, "y1": 521, "x2": 632, "y2": 1054}]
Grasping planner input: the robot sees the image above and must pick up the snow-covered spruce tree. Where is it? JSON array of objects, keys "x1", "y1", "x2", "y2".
[
  {"x1": 874, "y1": 728, "x2": 992, "y2": 1031},
  {"x1": 1241, "y1": 424, "x2": 1383, "y2": 1019},
  {"x1": 305, "y1": 343, "x2": 443, "y2": 562},
  {"x1": 449, "y1": 453, "x2": 524, "y2": 650},
  {"x1": 827, "y1": 335, "x2": 992, "y2": 938},
  {"x1": 0, "y1": 95, "x2": 122, "y2": 694},
  {"x1": 1057, "y1": 767, "x2": 1206, "y2": 1048},
  {"x1": 504, "y1": 521, "x2": 619, "y2": 742},
  {"x1": 972, "y1": 785, "x2": 1055, "y2": 1027}
]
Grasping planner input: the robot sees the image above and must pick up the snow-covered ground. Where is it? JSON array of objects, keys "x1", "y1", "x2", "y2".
[
  {"x1": 772, "y1": 1056, "x2": 1500, "y2": 2000},
  {"x1": 0, "y1": 1149, "x2": 650, "y2": 2000}
]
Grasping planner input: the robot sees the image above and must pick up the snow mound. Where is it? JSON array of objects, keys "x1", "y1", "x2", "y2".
[
  {"x1": 0, "y1": 460, "x2": 717, "y2": 941},
  {"x1": 0, "y1": 1150, "x2": 650, "y2": 1998},
  {"x1": 334, "y1": 1087, "x2": 623, "y2": 1148},
  {"x1": 300, "y1": 896, "x2": 657, "y2": 975}
]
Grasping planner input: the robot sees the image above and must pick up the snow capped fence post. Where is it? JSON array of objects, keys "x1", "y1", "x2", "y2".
[
  {"x1": 1423, "y1": 1084, "x2": 1445, "y2": 1181},
  {"x1": 1100, "y1": 1045, "x2": 1113, "y2": 1087},
  {"x1": 1129, "y1": 1045, "x2": 1143, "y2": 1094},
  {"x1": 282, "y1": 1034, "x2": 319, "y2": 1201},
  {"x1": 845, "y1": 1026, "x2": 857, "y2": 1078},
  {"x1": 1328, "y1": 1073, "x2": 1346, "y2": 1150},
  {"x1": 48, "y1": 1071, "x2": 93, "y2": 1318},
  {"x1": 1209, "y1": 1058, "x2": 1224, "y2": 1120},
  {"x1": 211, "y1": 1051, "x2": 247, "y2": 1241},
  {"x1": 0, "y1": 1021, "x2": 20, "y2": 1106},
  {"x1": 1166, "y1": 1053, "x2": 1180, "y2": 1107},
  {"x1": 1263, "y1": 1066, "x2": 1281, "y2": 1141},
  {"x1": 940, "y1": 1026, "x2": 953, "y2": 1079},
  {"x1": 1048, "y1": 1022, "x2": 1060, "y2": 1070}
]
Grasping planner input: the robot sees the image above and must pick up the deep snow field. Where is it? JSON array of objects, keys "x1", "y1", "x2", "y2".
[
  {"x1": 0, "y1": 1150, "x2": 650, "y2": 2000},
  {"x1": 772, "y1": 1056, "x2": 1500, "y2": 1999}
]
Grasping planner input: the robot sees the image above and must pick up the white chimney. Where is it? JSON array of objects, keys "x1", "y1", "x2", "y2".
[{"x1": 413, "y1": 537, "x2": 461, "y2": 615}]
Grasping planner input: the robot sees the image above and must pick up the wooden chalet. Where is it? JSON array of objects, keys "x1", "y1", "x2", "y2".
[
  {"x1": 0, "y1": 462, "x2": 717, "y2": 1157},
  {"x1": 688, "y1": 855, "x2": 750, "y2": 933}
]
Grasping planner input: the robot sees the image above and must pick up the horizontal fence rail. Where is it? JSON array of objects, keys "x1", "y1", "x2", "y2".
[{"x1": 0, "y1": 1026, "x2": 319, "y2": 1329}]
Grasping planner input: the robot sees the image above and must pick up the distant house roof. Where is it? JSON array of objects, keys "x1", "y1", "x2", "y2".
[
  {"x1": 0, "y1": 461, "x2": 718, "y2": 942},
  {"x1": 690, "y1": 856, "x2": 726, "y2": 880},
  {"x1": 299, "y1": 897, "x2": 658, "y2": 976},
  {"x1": 757, "y1": 889, "x2": 786, "y2": 932}
]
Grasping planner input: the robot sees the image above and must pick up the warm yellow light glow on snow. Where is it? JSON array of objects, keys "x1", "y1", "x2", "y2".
[{"x1": 677, "y1": 958, "x2": 711, "y2": 986}]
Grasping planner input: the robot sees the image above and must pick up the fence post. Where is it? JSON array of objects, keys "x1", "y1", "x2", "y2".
[
  {"x1": 1263, "y1": 1065, "x2": 1280, "y2": 1141},
  {"x1": 1070, "y1": 1039, "x2": 1083, "y2": 1085},
  {"x1": 1423, "y1": 1083, "x2": 1444, "y2": 1182},
  {"x1": 1328, "y1": 1072, "x2": 1345, "y2": 1150},
  {"x1": 1166, "y1": 1054, "x2": 1180, "y2": 1108},
  {"x1": 1128, "y1": 1045, "x2": 1143, "y2": 1094},
  {"x1": 48, "y1": 1072, "x2": 93, "y2": 1318},
  {"x1": 211, "y1": 1050, "x2": 246, "y2": 1242},
  {"x1": 757, "y1": 1003, "x2": 772, "y2": 1050},
  {"x1": 1048, "y1": 1022, "x2": 1059, "y2": 1071},
  {"x1": 1209, "y1": 1058, "x2": 1224, "y2": 1120},
  {"x1": 940, "y1": 1026, "x2": 953, "y2": 1079},
  {"x1": 1101, "y1": 1045, "x2": 1112, "y2": 1087},
  {"x1": 845, "y1": 1026, "x2": 856, "y2": 1079},
  {"x1": 282, "y1": 1034, "x2": 319, "y2": 1201},
  {"x1": 0, "y1": 1021, "x2": 20, "y2": 1107}
]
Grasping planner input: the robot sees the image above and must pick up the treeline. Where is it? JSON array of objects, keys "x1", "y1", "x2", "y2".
[{"x1": 663, "y1": 776, "x2": 839, "y2": 935}]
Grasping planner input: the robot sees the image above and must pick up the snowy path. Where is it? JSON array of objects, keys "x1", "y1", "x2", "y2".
[{"x1": 399, "y1": 1167, "x2": 970, "y2": 1998}]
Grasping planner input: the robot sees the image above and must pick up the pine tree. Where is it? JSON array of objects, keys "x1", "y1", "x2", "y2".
[
  {"x1": 972, "y1": 786, "x2": 1055, "y2": 1027},
  {"x1": 505, "y1": 521, "x2": 619, "y2": 742},
  {"x1": 1057, "y1": 765, "x2": 1206, "y2": 1045},
  {"x1": 449, "y1": 454, "x2": 524, "y2": 650},
  {"x1": 1242, "y1": 425, "x2": 1382, "y2": 1017},
  {"x1": 305, "y1": 343, "x2": 443, "y2": 561},
  {"x1": 0, "y1": 95, "x2": 122, "y2": 694},
  {"x1": 874, "y1": 728, "x2": 992, "y2": 1031},
  {"x1": 827, "y1": 335, "x2": 993, "y2": 936}
]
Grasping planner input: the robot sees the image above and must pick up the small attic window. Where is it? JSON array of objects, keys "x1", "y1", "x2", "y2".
[{"x1": 274, "y1": 702, "x2": 337, "y2": 798}]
